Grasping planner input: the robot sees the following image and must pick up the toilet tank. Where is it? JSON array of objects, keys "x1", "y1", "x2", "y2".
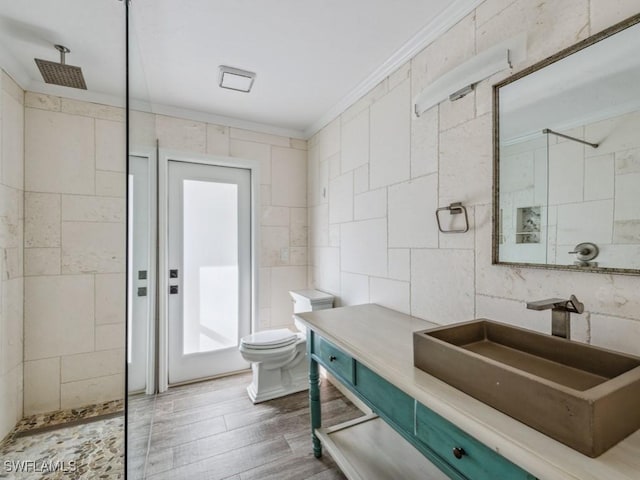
[{"x1": 289, "y1": 289, "x2": 334, "y2": 313}]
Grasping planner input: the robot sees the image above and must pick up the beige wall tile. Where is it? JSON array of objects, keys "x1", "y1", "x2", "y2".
[
  {"x1": 329, "y1": 172, "x2": 353, "y2": 224},
  {"x1": 341, "y1": 109, "x2": 369, "y2": 173},
  {"x1": 591, "y1": 313, "x2": 640, "y2": 356},
  {"x1": 1, "y1": 90, "x2": 24, "y2": 190},
  {"x1": 96, "y1": 273, "x2": 126, "y2": 325},
  {"x1": 388, "y1": 248, "x2": 410, "y2": 282},
  {"x1": 206, "y1": 123, "x2": 230, "y2": 155},
  {"x1": 61, "y1": 195, "x2": 125, "y2": 222},
  {"x1": 96, "y1": 119, "x2": 126, "y2": 172},
  {"x1": 61, "y1": 373, "x2": 124, "y2": 410},
  {"x1": 2, "y1": 278, "x2": 23, "y2": 372},
  {"x1": 229, "y1": 139, "x2": 271, "y2": 184},
  {"x1": 388, "y1": 175, "x2": 438, "y2": 248},
  {"x1": 24, "y1": 358, "x2": 60, "y2": 415},
  {"x1": 370, "y1": 79, "x2": 410, "y2": 189},
  {"x1": 229, "y1": 128, "x2": 290, "y2": 147},
  {"x1": 261, "y1": 206, "x2": 289, "y2": 227},
  {"x1": 270, "y1": 266, "x2": 307, "y2": 327},
  {"x1": 310, "y1": 247, "x2": 340, "y2": 294},
  {"x1": 411, "y1": 106, "x2": 438, "y2": 178},
  {"x1": 354, "y1": 188, "x2": 386, "y2": 221},
  {"x1": 316, "y1": 118, "x2": 341, "y2": 161},
  {"x1": 370, "y1": 277, "x2": 410, "y2": 315},
  {"x1": 24, "y1": 275, "x2": 94, "y2": 360},
  {"x1": 156, "y1": 115, "x2": 206, "y2": 153},
  {"x1": 411, "y1": 249, "x2": 475, "y2": 323},
  {"x1": 24, "y1": 92, "x2": 60, "y2": 111},
  {"x1": 341, "y1": 219, "x2": 387, "y2": 277},
  {"x1": 477, "y1": 0, "x2": 589, "y2": 68},
  {"x1": 339, "y1": 272, "x2": 369, "y2": 307},
  {"x1": 259, "y1": 267, "x2": 271, "y2": 309},
  {"x1": 272, "y1": 147, "x2": 307, "y2": 207},
  {"x1": 25, "y1": 109, "x2": 95, "y2": 195},
  {"x1": 590, "y1": 0, "x2": 640, "y2": 34},
  {"x1": 25, "y1": 192, "x2": 60, "y2": 248},
  {"x1": 61, "y1": 98, "x2": 125, "y2": 122},
  {"x1": 62, "y1": 222, "x2": 125, "y2": 274},
  {"x1": 290, "y1": 138, "x2": 307, "y2": 150},
  {"x1": 61, "y1": 349, "x2": 124, "y2": 382},
  {"x1": 290, "y1": 208, "x2": 307, "y2": 247},
  {"x1": 260, "y1": 226, "x2": 290, "y2": 267},
  {"x1": 439, "y1": 114, "x2": 492, "y2": 206},
  {"x1": 0, "y1": 366, "x2": 23, "y2": 437},
  {"x1": 96, "y1": 171, "x2": 126, "y2": 197},
  {"x1": 1, "y1": 72, "x2": 23, "y2": 103},
  {"x1": 24, "y1": 248, "x2": 61, "y2": 276}
]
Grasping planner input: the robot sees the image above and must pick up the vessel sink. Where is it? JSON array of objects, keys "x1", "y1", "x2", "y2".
[{"x1": 413, "y1": 319, "x2": 640, "y2": 457}]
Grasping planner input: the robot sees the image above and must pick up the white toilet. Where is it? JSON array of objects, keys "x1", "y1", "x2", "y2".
[{"x1": 239, "y1": 289, "x2": 334, "y2": 403}]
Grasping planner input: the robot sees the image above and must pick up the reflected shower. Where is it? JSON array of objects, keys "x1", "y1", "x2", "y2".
[
  {"x1": 35, "y1": 44, "x2": 87, "y2": 90},
  {"x1": 542, "y1": 128, "x2": 599, "y2": 149}
]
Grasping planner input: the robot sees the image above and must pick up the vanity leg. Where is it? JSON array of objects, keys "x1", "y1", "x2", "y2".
[{"x1": 309, "y1": 357, "x2": 322, "y2": 458}]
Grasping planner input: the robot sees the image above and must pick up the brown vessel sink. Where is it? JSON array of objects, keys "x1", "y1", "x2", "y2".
[{"x1": 413, "y1": 319, "x2": 640, "y2": 457}]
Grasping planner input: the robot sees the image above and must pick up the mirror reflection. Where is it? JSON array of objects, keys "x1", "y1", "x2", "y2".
[{"x1": 496, "y1": 18, "x2": 640, "y2": 272}]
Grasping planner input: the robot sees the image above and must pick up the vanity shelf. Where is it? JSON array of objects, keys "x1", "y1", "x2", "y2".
[{"x1": 317, "y1": 414, "x2": 449, "y2": 480}]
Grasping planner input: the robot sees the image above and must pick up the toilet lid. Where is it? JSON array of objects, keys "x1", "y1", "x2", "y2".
[{"x1": 241, "y1": 329, "x2": 298, "y2": 349}]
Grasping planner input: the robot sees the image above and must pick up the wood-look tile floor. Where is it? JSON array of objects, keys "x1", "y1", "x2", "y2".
[{"x1": 128, "y1": 371, "x2": 364, "y2": 480}]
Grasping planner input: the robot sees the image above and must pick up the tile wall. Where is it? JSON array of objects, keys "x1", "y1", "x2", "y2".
[
  {"x1": 23, "y1": 93, "x2": 127, "y2": 415},
  {"x1": 0, "y1": 71, "x2": 24, "y2": 439},
  {"x1": 308, "y1": 0, "x2": 640, "y2": 357},
  {"x1": 22, "y1": 98, "x2": 308, "y2": 414}
]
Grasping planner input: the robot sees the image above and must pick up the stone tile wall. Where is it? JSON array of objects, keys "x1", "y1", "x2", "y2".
[
  {"x1": 308, "y1": 0, "x2": 640, "y2": 357},
  {"x1": 0, "y1": 71, "x2": 24, "y2": 439}
]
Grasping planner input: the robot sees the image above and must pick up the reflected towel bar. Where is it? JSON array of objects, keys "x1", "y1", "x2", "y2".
[{"x1": 436, "y1": 202, "x2": 469, "y2": 234}]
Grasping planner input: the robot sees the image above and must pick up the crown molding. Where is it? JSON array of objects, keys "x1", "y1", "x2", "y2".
[{"x1": 303, "y1": 0, "x2": 484, "y2": 139}]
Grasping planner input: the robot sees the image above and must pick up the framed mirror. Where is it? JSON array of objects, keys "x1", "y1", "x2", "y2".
[{"x1": 493, "y1": 13, "x2": 640, "y2": 275}]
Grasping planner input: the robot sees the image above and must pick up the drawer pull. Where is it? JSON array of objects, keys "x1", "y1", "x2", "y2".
[
  {"x1": 452, "y1": 447, "x2": 466, "y2": 460},
  {"x1": 329, "y1": 355, "x2": 337, "y2": 362}
]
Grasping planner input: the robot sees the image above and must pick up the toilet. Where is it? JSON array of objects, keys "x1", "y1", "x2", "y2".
[{"x1": 239, "y1": 289, "x2": 334, "y2": 403}]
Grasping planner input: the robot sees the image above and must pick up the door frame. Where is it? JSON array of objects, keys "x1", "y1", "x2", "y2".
[
  {"x1": 128, "y1": 149, "x2": 158, "y2": 396},
  {"x1": 158, "y1": 149, "x2": 261, "y2": 392}
]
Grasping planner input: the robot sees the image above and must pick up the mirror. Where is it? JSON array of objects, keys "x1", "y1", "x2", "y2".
[{"x1": 494, "y1": 14, "x2": 640, "y2": 274}]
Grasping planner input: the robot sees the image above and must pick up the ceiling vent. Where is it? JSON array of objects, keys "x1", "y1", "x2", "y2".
[{"x1": 219, "y1": 65, "x2": 256, "y2": 93}]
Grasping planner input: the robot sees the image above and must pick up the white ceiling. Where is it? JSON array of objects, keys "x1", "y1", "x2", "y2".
[{"x1": 0, "y1": 0, "x2": 480, "y2": 138}]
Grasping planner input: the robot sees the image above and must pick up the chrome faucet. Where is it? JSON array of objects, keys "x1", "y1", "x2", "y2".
[{"x1": 525, "y1": 295, "x2": 584, "y2": 339}]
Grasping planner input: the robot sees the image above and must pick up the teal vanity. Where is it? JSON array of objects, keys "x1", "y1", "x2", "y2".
[{"x1": 296, "y1": 304, "x2": 640, "y2": 480}]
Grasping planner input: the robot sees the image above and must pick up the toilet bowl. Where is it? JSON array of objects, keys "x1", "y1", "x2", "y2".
[{"x1": 239, "y1": 289, "x2": 334, "y2": 403}]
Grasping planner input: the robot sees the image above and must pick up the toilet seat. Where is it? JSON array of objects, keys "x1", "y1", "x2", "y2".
[{"x1": 240, "y1": 329, "x2": 298, "y2": 350}]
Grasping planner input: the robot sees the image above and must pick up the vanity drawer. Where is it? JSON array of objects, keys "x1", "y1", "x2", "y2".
[
  {"x1": 354, "y1": 363, "x2": 414, "y2": 434},
  {"x1": 313, "y1": 335, "x2": 354, "y2": 384},
  {"x1": 415, "y1": 403, "x2": 536, "y2": 480}
]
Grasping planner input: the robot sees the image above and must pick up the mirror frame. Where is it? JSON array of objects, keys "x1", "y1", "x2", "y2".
[{"x1": 492, "y1": 13, "x2": 640, "y2": 276}]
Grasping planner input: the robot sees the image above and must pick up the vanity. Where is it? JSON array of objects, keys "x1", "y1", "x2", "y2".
[{"x1": 296, "y1": 304, "x2": 640, "y2": 480}]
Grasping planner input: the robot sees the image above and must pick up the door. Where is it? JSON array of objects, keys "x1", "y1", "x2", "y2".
[
  {"x1": 167, "y1": 160, "x2": 251, "y2": 384},
  {"x1": 128, "y1": 155, "x2": 153, "y2": 392}
]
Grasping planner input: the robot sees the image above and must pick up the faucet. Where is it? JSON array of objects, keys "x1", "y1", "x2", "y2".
[{"x1": 525, "y1": 295, "x2": 584, "y2": 339}]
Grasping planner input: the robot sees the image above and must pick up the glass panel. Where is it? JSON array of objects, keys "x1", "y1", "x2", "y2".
[{"x1": 183, "y1": 180, "x2": 239, "y2": 354}]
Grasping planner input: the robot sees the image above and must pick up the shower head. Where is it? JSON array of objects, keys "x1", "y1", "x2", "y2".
[{"x1": 35, "y1": 44, "x2": 87, "y2": 90}]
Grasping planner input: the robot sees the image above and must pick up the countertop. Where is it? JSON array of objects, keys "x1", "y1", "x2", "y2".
[{"x1": 295, "y1": 304, "x2": 640, "y2": 480}]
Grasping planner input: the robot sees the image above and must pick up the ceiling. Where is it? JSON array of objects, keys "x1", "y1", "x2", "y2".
[{"x1": 0, "y1": 0, "x2": 479, "y2": 138}]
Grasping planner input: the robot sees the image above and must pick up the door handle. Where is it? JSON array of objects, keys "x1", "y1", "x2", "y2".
[
  {"x1": 169, "y1": 285, "x2": 179, "y2": 294},
  {"x1": 170, "y1": 269, "x2": 179, "y2": 278}
]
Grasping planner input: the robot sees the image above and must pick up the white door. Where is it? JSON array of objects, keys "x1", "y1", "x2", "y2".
[
  {"x1": 127, "y1": 155, "x2": 153, "y2": 392},
  {"x1": 167, "y1": 160, "x2": 251, "y2": 384}
]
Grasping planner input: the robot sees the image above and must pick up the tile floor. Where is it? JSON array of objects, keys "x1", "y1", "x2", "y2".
[
  {"x1": 0, "y1": 371, "x2": 359, "y2": 479},
  {"x1": 128, "y1": 371, "x2": 363, "y2": 479}
]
